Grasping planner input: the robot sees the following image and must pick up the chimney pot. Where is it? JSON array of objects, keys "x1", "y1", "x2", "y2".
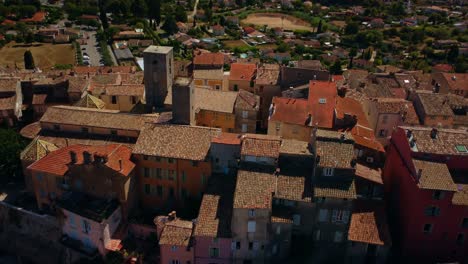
[
  {"x1": 69, "y1": 151, "x2": 77, "y2": 164},
  {"x1": 430, "y1": 128, "x2": 438, "y2": 139}
]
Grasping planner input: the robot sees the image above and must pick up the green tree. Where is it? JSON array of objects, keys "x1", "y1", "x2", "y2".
[
  {"x1": 447, "y1": 45, "x2": 459, "y2": 63},
  {"x1": 317, "y1": 19, "x2": 323, "y2": 34},
  {"x1": 330, "y1": 60, "x2": 342, "y2": 74},
  {"x1": 104, "y1": 251, "x2": 124, "y2": 264},
  {"x1": 24, "y1": 50, "x2": 35, "y2": 69},
  {"x1": 162, "y1": 14, "x2": 177, "y2": 34},
  {"x1": 0, "y1": 128, "x2": 28, "y2": 183},
  {"x1": 174, "y1": 5, "x2": 187, "y2": 22},
  {"x1": 147, "y1": 0, "x2": 161, "y2": 26},
  {"x1": 344, "y1": 21, "x2": 359, "y2": 35}
]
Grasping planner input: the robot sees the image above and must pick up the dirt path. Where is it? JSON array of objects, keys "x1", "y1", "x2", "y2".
[
  {"x1": 188, "y1": 0, "x2": 200, "y2": 20},
  {"x1": 241, "y1": 13, "x2": 314, "y2": 31}
]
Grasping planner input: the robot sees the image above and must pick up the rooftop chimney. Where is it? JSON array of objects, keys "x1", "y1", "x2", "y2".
[
  {"x1": 452, "y1": 75, "x2": 457, "y2": 81},
  {"x1": 430, "y1": 128, "x2": 438, "y2": 139},
  {"x1": 406, "y1": 129, "x2": 412, "y2": 139},
  {"x1": 118, "y1": 159, "x2": 122, "y2": 171},
  {"x1": 416, "y1": 168, "x2": 422, "y2": 181},
  {"x1": 69, "y1": 151, "x2": 77, "y2": 164},
  {"x1": 168, "y1": 211, "x2": 177, "y2": 221},
  {"x1": 340, "y1": 133, "x2": 346, "y2": 143},
  {"x1": 83, "y1": 151, "x2": 92, "y2": 164}
]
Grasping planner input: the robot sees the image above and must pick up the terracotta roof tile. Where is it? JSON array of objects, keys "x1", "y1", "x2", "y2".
[
  {"x1": 241, "y1": 134, "x2": 281, "y2": 159},
  {"x1": 103, "y1": 84, "x2": 144, "y2": 96},
  {"x1": 133, "y1": 124, "x2": 221, "y2": 160},
  {"x1": 348, "y1": 201, "x2": 391, "y2": 246},
  {"x1": 413, "y1": 159, "x2": 457, "y2": 191},
  {"x1": 308, "y1": 81, "x2": 337, "y2": 128},
  {"x1": 40, "y1": 106, "x2": 155, "y2": 131},
  {"x1": 314, "y1": 179, "x2": 356, "y2": 199},
  {"x1": 270, "y1": 97, "x2": 311, "y2": 126},
  {"x1": 194, "y1": 174, "x2": 235, "y2": 238},
  {"x1": 212, "y1": 132, "x2": 241, "y2": 145},
  {"x1": 0, "y1": 78, "x2": 19, "y2": 93},
  {"x1": 20, "y1": 122, "x2": 42, "y2": 139},
  {"x1": 373, "y1": 98, "x2": 419, "y2": 125},
  {"x1": 193, "y1": 52, "x2": 224, "y2": 67},
  {"x1": 276, "y1": 175, "x2": 311, "y2": 202},
  {"x1": 415, "y1": 92, "x2": 454, "y2": 117},
  {"x1": 233, "y1": 167, "x2": 275, "y2": 209},
  {"x1": 159, "y1": 220, "x2": 193, "y2": 246},
  {"x1": 355, "y1": 163, "x2": 383, "y2": 184},
  {"x1": 28, "y1": 144, "x2": 135, "y2": 176},
  {"x1": 399, "y1": 126, "x2": 468, "y2": 156},
  {"x1": 315, "y1": 131, "x2": 355, "y2": 169},
  {"x1": 235, "y1": 90, "x2": 259, "y2": 110},
  {"x1": 194, "y1": 88, "x2": 238, "y2": 113},
  {"x1": 279, "y1": 139, "x2": 312, "y2": 156},
  {"x1": 0, "y1": 96, "x2": 16, "y2": 110},
  {"x1": 433, "y1": 73, "x2": 468, "y2": 92},
  {"x1": 255, "y1": 64, "x2": 280, "y2": 85},
  {"x1": 229, "y1": 63, "x2": 257, "y2": 81},
  {"x1": 32, "y1": 94, "x2": 47, "y2": 105}
]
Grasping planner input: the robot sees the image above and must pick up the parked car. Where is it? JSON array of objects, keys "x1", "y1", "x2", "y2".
[{"x1": 83, "y1": 55, "x2": 90, "y2": 60}]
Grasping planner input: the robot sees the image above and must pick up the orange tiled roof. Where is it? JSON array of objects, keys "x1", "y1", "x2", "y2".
[
  {"x1": 28, "y1": 144, "x2": 135, "y2": 176},
  {"x1": 212, "y1": 132, "x2": 241, "y2": 145},
  {"x1": 270, "y1": 97, "x2": 311, "y2": 126},
  {"x1": 193, "y1": 52, "x2": 224, "y2": 66},
  {"x1": 336, "y1": 96, "x2": 370, "y2": 128},
  {"x1": 1, "y1": 19, "x2": 16, "y2": 25},
  {"x1": 229, "y1": 63, "x2": 257, "y2": 81},
  {"x1": 348, "y1": 201, "x2": 391, "y2": 246},
  {"x1": 308, "y1": 81, "x2": 337, "y2": 129},
  {"x1": 20, "y1": 11, "x2": 46, "y2": 22}
]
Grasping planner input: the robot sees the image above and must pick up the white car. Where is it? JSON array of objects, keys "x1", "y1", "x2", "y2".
[{"x1": 83, "y1": 55, "x2": 90, "y2": 60}]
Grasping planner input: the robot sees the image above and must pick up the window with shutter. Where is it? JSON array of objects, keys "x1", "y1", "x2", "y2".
[
  {"x1": 247, "y1": 221, "x2": 256, "y2": 233},
  {"x1": 318, "y1": 209, "x2": 328, "y2": 222}
]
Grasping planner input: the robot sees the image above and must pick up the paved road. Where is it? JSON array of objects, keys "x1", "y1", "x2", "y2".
[{"x1": 80, "y1": 31, "x2": 103, "y2": 66}]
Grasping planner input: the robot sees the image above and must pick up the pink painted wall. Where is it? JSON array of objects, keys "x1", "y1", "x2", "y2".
[
  {"x1": 160, "y1": 244, "x2": 194, "y2": 264},
  {"x1": 194, "y1": 236, "x2": 232, "y2": 264},
  {"x1": 62, "y1": 206, "x2": 122, "y2": 256}
]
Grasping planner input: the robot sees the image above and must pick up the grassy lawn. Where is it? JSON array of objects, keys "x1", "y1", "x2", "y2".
[
  {"x1": 222, "y1": 40, "x2": 249, "y2": 49},
  {"x1": 0, "y1": 42, "x2": 75, "y2": 70}
]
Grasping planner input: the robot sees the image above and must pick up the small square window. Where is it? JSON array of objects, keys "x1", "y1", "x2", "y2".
[
  {"x1": 462, "y1": 218, "x2": 468, "y2": 228},
  {"x1": 456, "y1": 233, "x2": 465, "y2": 246},
  {"x1": 111, "y1": 96, "x2": 117, "y2": 104},
  {"x1": 53, "y1": 124, "x2": 60, "y2": 131},
  {"x1": 323, "y1": 168, "x2": 334, "y2": 177},
  {"x1": 433, "y1": 190, "x2": 444, "y2": 200},
  {"x1": 81, "y1": 127, "x2": 89, "y2": 134},
  {"x1": 423, "y1": 223, "x2": 433, "y2": 234},
  {"x1": 248, "y1": 209, "x2": 255, "y2": 217}
]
